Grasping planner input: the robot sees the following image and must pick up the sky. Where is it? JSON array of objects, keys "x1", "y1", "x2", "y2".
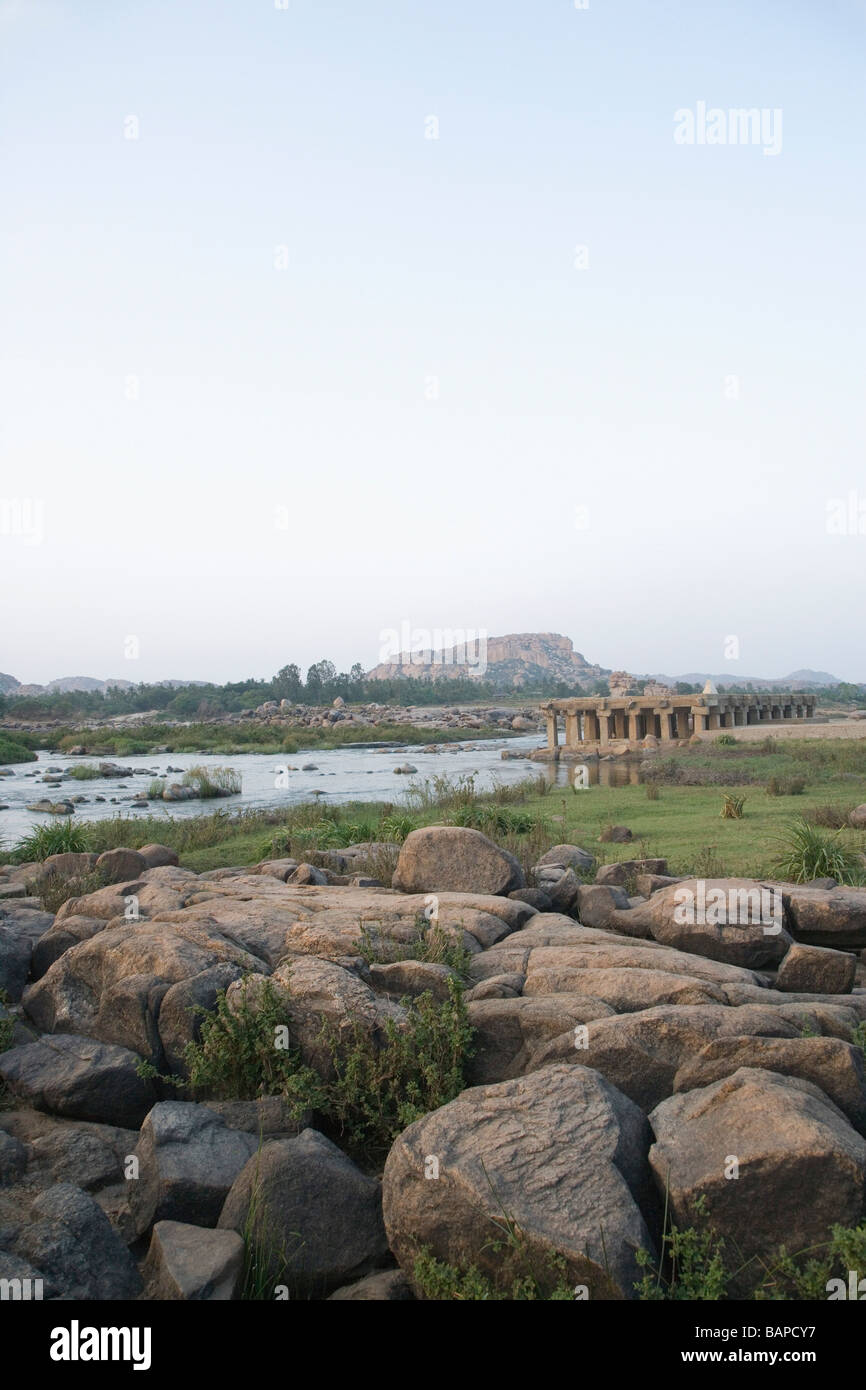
[{"x1": 1, "y1": 0, "x2": 864, "y2": 686}]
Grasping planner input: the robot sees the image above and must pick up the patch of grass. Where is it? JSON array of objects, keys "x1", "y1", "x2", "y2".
[
  {"x1": 720, "y1": 792, "x2": 746, "y2": 819},
  {"x1": 181, "y1": 765, "x2": 241, "y2": 798},
  {"x1": 637, "y1": 1193, "x2": 866, "y2": 1301},
  {"x1": 64, "y1": 763, "x2": 104, "y2": 781},
  {"x1": 771, "y1": 816, "x2": 865, "y2": 885},
  {"x1": 9, "y1": 820, "x2": 89, "y2": 862},
  {"x1": 636, "y1": 1194, "x2": 728, "y2": 1300},
  {"x1": 715, "y1": 734, "x2": 738, "y2": 747},
  {"x1": 412, "y1": 1237, "x2": 574, "y2": 1301},
  {"x1": 34, "y1": 868, "x2": 106, "y2": 914}
]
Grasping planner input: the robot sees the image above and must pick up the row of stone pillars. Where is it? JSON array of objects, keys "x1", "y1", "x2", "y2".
[{"x1": 546, "y1": 701, "x2": 814, "y2": 748}]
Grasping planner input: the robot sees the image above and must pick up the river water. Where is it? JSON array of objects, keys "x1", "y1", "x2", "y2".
[{"x1": 0, "y1": 737, "x2": 642, "y2": 845}]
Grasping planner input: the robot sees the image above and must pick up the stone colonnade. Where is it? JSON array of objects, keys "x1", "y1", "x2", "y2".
[{"x1": 540, "y1": 693, "x2": 817, "y2": 754}]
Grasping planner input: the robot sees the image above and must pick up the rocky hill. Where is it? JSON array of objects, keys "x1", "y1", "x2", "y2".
[{"x1": 366, "y1": 633, "x2": 608, "y2": 689}]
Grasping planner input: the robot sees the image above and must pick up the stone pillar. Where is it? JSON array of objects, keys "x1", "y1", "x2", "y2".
[
  {"x1": 628, "y1": 710, "x2": 641, "y2": 741},
  {"x1": 675, "y1": 708, "x2": 690, "y2": 739},
  {"x1": 693, "y1": 710, "x2": 708, "y2": 735},
  {"x1": 564, "y1": 711, "x2": 580, "y2": 747},
  {"x1": 708, "y1": 709, "x2": 720, "y2": 730},
  {"x1": 546, "y1": 712, "x2": 559, "y2": 748},
  {"x1": 597, "y1": 712, "x2": 611, "y2": 747}
]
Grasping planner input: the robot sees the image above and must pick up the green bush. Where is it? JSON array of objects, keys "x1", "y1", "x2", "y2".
[
  {"x1": 0, "y1": 735, "x2": 37, "y2": 765},
  {"x1": 183, "y1": 974, "x2": 474, "y2": 1164},
  {"x1": 412, "y1": 1237, "x2": 574, "y2": 1301},
  {"x1": 65, "y1": 764, "x2": 104, "y2": 781}
]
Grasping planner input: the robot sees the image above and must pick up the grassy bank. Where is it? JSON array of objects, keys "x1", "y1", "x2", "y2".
[
  {"x1": 4, "y1": 739, "x2": 866, "y2": 881},
  {"x1": 4, "y1": 720, "x2": 516, "y2": 758}
]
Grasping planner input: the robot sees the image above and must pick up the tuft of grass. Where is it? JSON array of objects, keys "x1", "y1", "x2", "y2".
[
  {"x1": 9, "y1": 820, "x2": 88, "y2": 862},
  {"x1": 181, "y1": 765, "x2": 241, "y2": 798},
  {"x1": 715, "y1": 734, "x2": 738, "y2": 747},
  {"x1": 720, "y1": 792, "x2": 746, "y2": 819},
  {"x1": 771, "y1": 816, "x2": 865, "y2": 885},
  {"x1": 65, "y1": 763, "x2": 104, "y2": 781}
]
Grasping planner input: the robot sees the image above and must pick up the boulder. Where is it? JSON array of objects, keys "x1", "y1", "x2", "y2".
[
  {"x1": 218, "y1": 1129, "x2": 388, "y2": 1295},
  {"x1": 537, "y1": 844, "x2": 596, "y2": 873},
  {"x1": 0, "y1": 1034, "x2": 157, "y2": 1129},
  {"x1": 143, "y1": 1220, "x2": 244, "y2": 1300},
  {"x1": 31, "y1": 914, "x2": 110, "y2": 977},
  {"x1": 96, "y1": 848, "x2": 149, "y2": 884},
  {"x1": 776, "y1": 884, "x2": 866, "y2": 949},
  {"x1": 673, "y1": 1036, "x2": 866, "y2": 1135},
  {"x1": 600, "y1": 826, "x2": 633, "y2": 844},
  {"x1": 36, "y1": 851, "x2": 99, "y2": 882},
  {"x1": 138, "y1": 844, "x2": 180, "y2": 869},
  {"x1": 595, "y1": 859, "x2": 668, "y2": 888},
  {"x1": 466, "y1": 995, "x2": 616, "y2": 1084},
  {"x1": 525, "y1": 1002, "x2": 806, "y2": 1112},
  {"x1": 392, "y1": 827, "x2": 525, "y2": 896},
  {"x1": 129, "y1": 1103, "x2": 259, "y2": 1235},
  {"x1": 328, "y1": 1269, "x2": 414, "y2": 1300},
  {"x1": 775, "y1": 942, "x2": 856, "y2": 996},
  {"x1": 508, "y1": 888, "x2": 553, "y2": 912},
  {"x1": 645, "y1": 879, "x2": 791, "y2": 969},
  {"x1": 649, "y1": 1069, "x2": 866, "y2": 1292},
  {"x1": 848, "y1": 805, "x2": 866, "y2": 829},
  {"x1": 22, "y1": 922, "x2": 264, "y2": 1065},
  {"x1": 382, "y1": 1064, "x2": 655, "y2": 1299},
  {"x1": 14, "y1": 1183, "x2": 142, "y2": 1299}
]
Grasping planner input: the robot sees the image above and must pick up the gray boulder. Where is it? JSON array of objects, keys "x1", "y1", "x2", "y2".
[{"x1": 0, "y1": 1034, "x2": 156, "y2": 1129}]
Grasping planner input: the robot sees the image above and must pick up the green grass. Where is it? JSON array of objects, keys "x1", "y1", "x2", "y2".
[{"x1": 64, "y1": 763, "x2": 104, "y2": 781}]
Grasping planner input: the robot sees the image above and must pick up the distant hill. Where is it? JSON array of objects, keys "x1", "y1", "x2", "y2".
[
  {"x1": 2, "y1": 675, "x2": 206, "y2": 697},
  {"x1": 653, "y1": 670, "x2": 844, "y2": 690},
  {"x1": 366, "y1": 633, "x2": 608, "y2": 689}
]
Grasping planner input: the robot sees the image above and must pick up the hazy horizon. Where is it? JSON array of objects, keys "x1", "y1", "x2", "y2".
[{"x1": 3, "y1": 1, "x2": 864, "y2": 684}]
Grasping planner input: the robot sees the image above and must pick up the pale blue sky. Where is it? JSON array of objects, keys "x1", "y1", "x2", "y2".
[{"x1": 1, "y1": 0, "x2": 864, "y2": 684}]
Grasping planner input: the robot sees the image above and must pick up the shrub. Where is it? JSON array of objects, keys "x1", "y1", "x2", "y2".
[
  {"x1": 771, "y1": 817, "x2": 865, "y2": 886},
  {"x1": 322, "y1": 978, "x2": 473, "y2": 1160},
  {"x1": 806, "y1": 804, "x2": 854, "y2": 830},
  {"x1": 720, "y1": 793, "x2": 746, "y2": 819},
  {"x1": 183, "y1": 980, "x2": 323, "y2": 1113},
  {"x1": 645, "y1": 781, "x2": 660, "y2": 801},
  {"x1": 766, "y1": 776, "x2": 806, "y2": 797},
  {"x1": 0, "y1": 735, "x2": 37, "y2": 765},
  {"x1": 65, "y1": 764, "x2": 104, "y2": 781},
  {"x1": 715, "y1": 735, "x2": 737, "y2": 747},
  {"x1": 636, "y1": 1196, "x2": 728, "y2": 1300},
  {"x1": 182, "y1": 974, "x2": 475, "y2": 1164}
]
